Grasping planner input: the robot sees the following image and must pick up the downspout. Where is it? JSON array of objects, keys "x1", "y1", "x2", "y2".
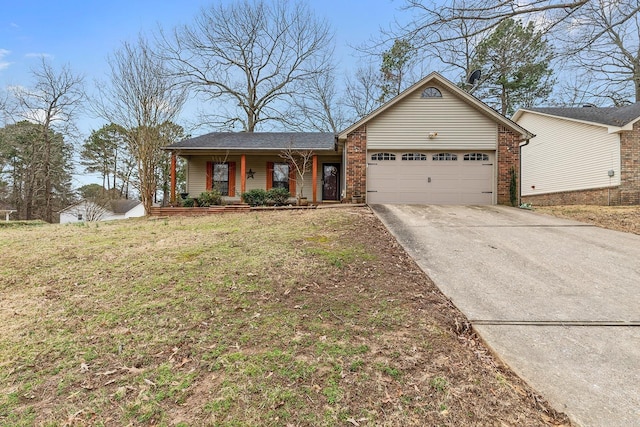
[{"x1": 518, "y1": 138, "x2": 531, "y2": 207}]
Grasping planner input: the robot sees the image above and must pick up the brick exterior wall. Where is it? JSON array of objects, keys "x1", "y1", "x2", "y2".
[
  {"x1": 619, "y1": 121, "x2": 640, "y2": 205},
  {"x1": 522, "y1": 187, "x2": 621, "y2": 206},
  {"x1": 497, "y1": 126, "x2": 522, "y2": 206},
  {"x1": 344, "y1": 125, "x2": 367, "y2": 202}
]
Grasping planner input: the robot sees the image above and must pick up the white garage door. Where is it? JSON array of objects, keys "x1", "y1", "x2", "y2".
[{"x1": 367, "y1": 151, "x2": 494, "y2": 204}]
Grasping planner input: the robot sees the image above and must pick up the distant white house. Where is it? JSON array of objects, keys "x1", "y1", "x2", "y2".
[{"x1": 60, "y1": 199, "x2": 145, "y2": 224}]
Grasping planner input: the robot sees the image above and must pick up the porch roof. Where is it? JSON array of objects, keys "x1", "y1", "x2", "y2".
[{"x1": 165, "y1": 132, "x2": 338, "y2": 152}]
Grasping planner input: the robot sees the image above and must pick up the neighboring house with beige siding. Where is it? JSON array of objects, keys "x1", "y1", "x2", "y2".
[
  {"x1": 513, "y1": 104, "x2": 640, "y2": 205},
  {"x1": 165, "y1": 72, "x2": 532, "y2": 206}
]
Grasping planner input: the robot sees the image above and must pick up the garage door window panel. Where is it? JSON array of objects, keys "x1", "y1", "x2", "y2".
[
  {"x1": 432, "y1": 153, "x2": 458, "y2": 161},
  {"x1": 464, "y1": 153, "x2": 490, "y2": 161},
  {"x1": 371, "y1": 153, "x2": 396, "y2": 161},
  {"x1": 402, "y1": 153, "x2": 427, "y2": 161}
]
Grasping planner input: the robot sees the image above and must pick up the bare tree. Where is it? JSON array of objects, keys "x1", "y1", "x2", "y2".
[
  {"x1": 158, "y1": 0, "x2": 333, "y2": 132},
  {"x1": 11, "y1": 57, "x2": 84, "y2": 222},
  {"x1": 343, "y1": 65, "x2": 384, "y2": 122},
  {"x1": 94, "y1": 36, "x2": 187, "y2": 214},
  {"x1": 279, "y1": 146, "x2": 314, "y2": 201},
  {"x1": 398, "y1": 0, "x2": 590, "y2": 48},
  {"x1": 559, "y1": 0, "x2": 640, "y2": 104},
  {"x1": 290, "y1": 61, "x2": 350, "y2": 132}
]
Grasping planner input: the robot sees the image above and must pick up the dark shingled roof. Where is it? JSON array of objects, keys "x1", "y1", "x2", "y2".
[
  {"x1": 109, "y1": 199, "x2": 142, "y2": 214},
  {"x1": 527, "y1": 103, "x2": 640, "y2": 127},
  {"x1": 166, "y1": 132, "x2": 337, "y2": 151}
]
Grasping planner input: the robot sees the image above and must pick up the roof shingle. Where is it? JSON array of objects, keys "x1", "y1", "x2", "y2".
[
  {"x1": 527, "y1": 103, "x2": 640, "y2": 127},
  {"x1": 166, "y1": 132, "x2": 337, "y2": 151}
]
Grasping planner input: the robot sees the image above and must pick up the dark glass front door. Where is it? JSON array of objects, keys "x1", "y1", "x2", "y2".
[{"x1": 322, "y1": 163, "x2": 340, "y2": 201}]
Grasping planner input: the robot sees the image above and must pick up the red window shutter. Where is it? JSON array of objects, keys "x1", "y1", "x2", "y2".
[
  {"x1": 206, "y1": 162, "x2": 213, "y2": 191},
  {"x1": 288, "y1": 164, "x2": 296, "y2": 196},
  {"x1": 228, "y1": 162, "x2": 236, "y2": 197},
  {"x1": 266, "y1": 162, "x2": 274, "y2": 189}
]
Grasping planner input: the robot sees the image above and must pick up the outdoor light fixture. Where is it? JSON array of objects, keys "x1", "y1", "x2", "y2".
[{"x1": 428, "y1": 132, "x2": 438, "y2": 139}]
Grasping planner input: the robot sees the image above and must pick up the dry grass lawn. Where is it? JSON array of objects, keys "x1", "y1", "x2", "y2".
[
  {"x1": 533, "y1": 205, "x2": 640, "y2": 235},
  {"x1": 0, "y1": 208, "x2": 570, "y2": 426}
]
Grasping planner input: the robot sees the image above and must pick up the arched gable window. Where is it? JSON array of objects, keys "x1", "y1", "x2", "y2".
[
  {"x1": 371, "y1": 153, "x2": 396, "y2": 161},
  {"x1": 432, "y1": 153, "x2": 458, "y2": 161},
  {"x1": 464, "y1": 153, "x2": 490, "y2": 161},
  {"x1": 421, "y1": 87, "x2": 442, "y2": 98}
]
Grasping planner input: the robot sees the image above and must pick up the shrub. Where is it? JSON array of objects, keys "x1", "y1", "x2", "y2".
[
  {"x1": 198, "y1": 190, "x2": 223, "y2": 207},
  {"x1": 241, "y1": 189, "x2": 268, "y2": 206},
  {"x1": 182, "y1": 198, "x2": 195, "y2": 207},
  {"x1": 267, "y1": 187, "x2": 291, "y2": 206}
]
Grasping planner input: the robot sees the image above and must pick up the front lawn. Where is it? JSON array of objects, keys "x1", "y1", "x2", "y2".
[{"x1": 0, "y1": 208, "x2": 569, "y2": 426}]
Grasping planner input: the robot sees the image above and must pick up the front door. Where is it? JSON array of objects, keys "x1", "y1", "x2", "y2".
[{"x1": 322, "y1": 163, "x2": 340, "y2": 201}]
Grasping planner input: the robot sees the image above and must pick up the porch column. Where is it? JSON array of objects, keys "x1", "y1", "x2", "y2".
[
  {"x1": 170, "y1": 152, "x2": 177, "y2": 205},
  {"x1": 240, "y1": 154, "x2": 247, "y2": 195},
  {"x1": 312, "y1": 155, "x2": 318, "y2": 204}
]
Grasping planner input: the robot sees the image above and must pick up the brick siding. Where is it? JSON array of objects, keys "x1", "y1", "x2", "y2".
[
  {"x1": 619, "y1": 121, "x2": 640, "y2": 205},
  {"x1": 344, "y1": 125, "x2": 367, "y2": 202},
  {"x1": 522, "y1": 187, "x2": 621, "y2": 206},
  {"x1": 497, "y1": 126, "x2": 522, "y2": 206}
]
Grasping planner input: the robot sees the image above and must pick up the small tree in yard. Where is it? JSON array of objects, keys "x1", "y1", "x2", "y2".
[{"x1": 279, "y1": 147, "x2": 314, "y2": 203}]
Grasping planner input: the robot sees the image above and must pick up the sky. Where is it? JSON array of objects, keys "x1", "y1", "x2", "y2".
[{"x1": 0, "y1": 0, "x2": 409, "y2": 186}]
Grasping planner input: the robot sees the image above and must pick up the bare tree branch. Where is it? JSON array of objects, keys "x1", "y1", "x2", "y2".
[{"x1": 157, "y1": 0, "x2": 334, "y2": 132}]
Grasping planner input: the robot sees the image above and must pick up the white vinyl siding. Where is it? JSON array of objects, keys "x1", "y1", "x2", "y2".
[
  {"x1": 367, "y1": 83, "x2": 498, "y2": 150},
  {"x1": 518, "y1": 112, "x2": 621, "y2": 196}
]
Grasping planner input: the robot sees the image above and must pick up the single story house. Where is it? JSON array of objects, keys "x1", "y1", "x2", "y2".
[
  {"x1": 513, "y1": 104, "x2": 640, "y2": 205},
  {"x1": 60, "y1": 199, "x2": 144, "y2": 223},
  {"x1": 165, "y1": 72, "x2": 533, "y2": 206}
]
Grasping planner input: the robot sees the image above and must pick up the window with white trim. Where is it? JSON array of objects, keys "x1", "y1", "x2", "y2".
[
  {"x1": 432, "y1": 153, "x2": 458, "y2": 161},
  {"x1": 371, "y1": 153, "x2": 396, "y2": 161},
  {"x1": 464, "y1": 153, "x2": 489, "y2": 161},
  {"x1": 402, "y1": 153, "x2": 427, "y2": 161}
]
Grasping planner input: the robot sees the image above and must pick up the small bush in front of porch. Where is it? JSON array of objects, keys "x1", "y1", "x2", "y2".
[
  {"x1": 181, "y1": 198, "x2": 195, "y2": 207},
  {"x1": 267, "y1": 188, "x2": 291, "y2": 206},
  {"x1": 198, "y1": 190, "x2": 224, "y2": 206},
  {"x1": 242, "y1": 189, "x2": 269, "y2": 206}
]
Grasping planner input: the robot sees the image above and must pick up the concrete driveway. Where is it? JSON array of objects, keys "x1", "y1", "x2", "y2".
[{"x1": 371, "y1": 204, "x2": 640, "y2": 427}]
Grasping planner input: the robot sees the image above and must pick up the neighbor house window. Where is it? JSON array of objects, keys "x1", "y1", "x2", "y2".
[
  {"x1": 432, "y1": 153, "x2": 458, "y2": 161},
  {"x1": 464, "y1": 153, "x2": 489, "y2": 161},
  {"x1": 272, "y1": 162, "x2": 290, "y2": 191},
  {"x1": 371, "y1": 153, "x2": 396, "y2": 161},
  {"x1": 402, "y1": 153, "x2": 427, "y2": 161},
  {"x1": 213, "y1": 163, "x2": 229, "y2": 195},
  {"x1": 421, "y1": 87, "x2": 442, "y2": 98},
  {"x1": 77, "y1": 213, "x2": 83, "y2": 221}
]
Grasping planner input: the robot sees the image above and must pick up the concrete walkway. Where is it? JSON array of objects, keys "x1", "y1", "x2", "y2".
[{"x1": 371, "y1": 204, "x2": 640, "y2": 427}]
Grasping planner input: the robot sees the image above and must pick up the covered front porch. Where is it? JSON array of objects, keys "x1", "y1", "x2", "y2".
[{"x1": 165, "y1": 132, "x2": 344, "y2": 206}]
